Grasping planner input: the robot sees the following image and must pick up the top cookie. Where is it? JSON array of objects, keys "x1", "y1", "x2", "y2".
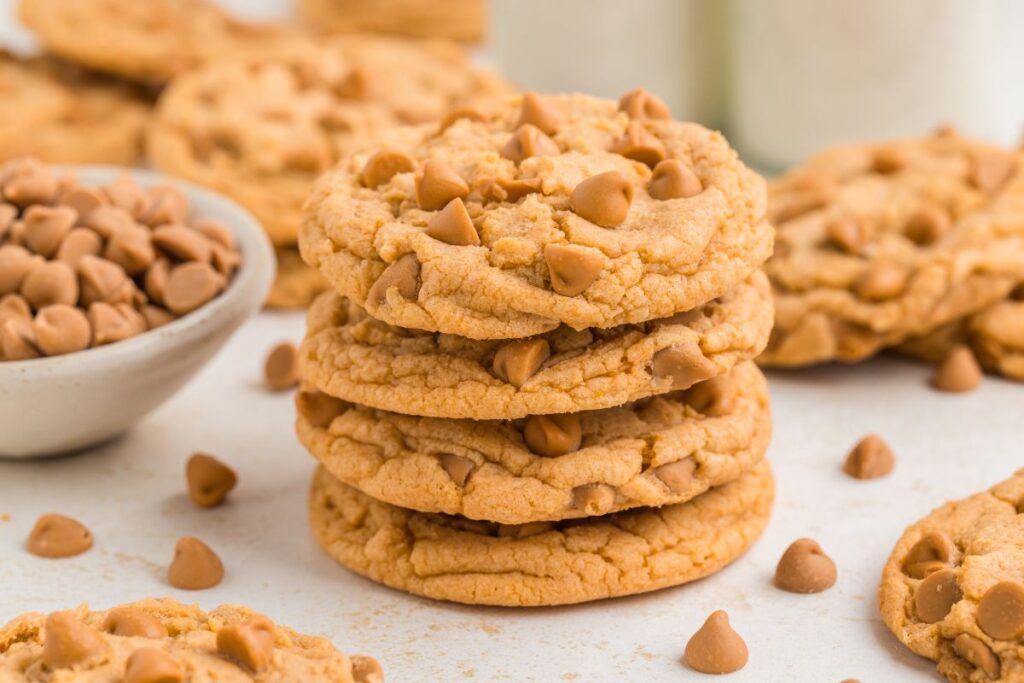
[
  {"x1": 147, "y1": 36, "x2": 512, "y2": 246},
  {"x1": 300, "y1": 90, "x2": 771, "y2": 339},
  {"x1": 0, "y1": 597, "x2": 381, "y2": 682},
  {"x1": 760, "y1": 132, "x2": 1024, "y2": 367},
  {"x1": 879, "y1": 468, "x2": 1024, "y2": 682}
]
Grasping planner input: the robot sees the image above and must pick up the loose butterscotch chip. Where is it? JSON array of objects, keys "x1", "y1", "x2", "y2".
[
  {"x1": 854, "y1": 261, "x2": 907, "y2": 301},
  {"x1": 952, "y1": 634, "x2": 1000, "y2": 679},
  {"x1": 21, "y1": 260, "x2": 78, "y2": 309},
  {"x1": 843, "y1": 434, "x2": 894, "y2": 480},
  {"x1": 902, "y1": 531, "x2": 955, "y2": 579},
  {"x1": 415, "y1": 160, "x2": 469, "y2": 211},
  {"x1": 904, "y1": 207, "x2": 951, "y2": 245},
  {"x1": 618, "y1": 87, "x2": 671, "y2": 120},
  {"x1": 167, "y1": 536, "x2": 224, "y2": 590},
  {"x1": 42, "y1": 612, "x2": 109, "y2": 670},
  {"x1": 438, "y1": 107, "x2": 487, "y2": 133},
  {"x1": 426, "y1": 198, "x2": 480, "y2": 246},
  {"x1": 523, "y1": 414, "x2": 582, "y2": 456},
  {"x1": 33, "y1": 305, "x2": 91, "y2": 356},
  {"x1": 971, "y1": 151, "x2": 1015, "y2": 193},
  {"x1": 139, "y1": 185, "x2": 188, "y2": 228},
  {"x1": 141, "y1": 305, "x2": 175, "y2": 330},
  {"x1": 0, "y1": 293, "x2": 30, "y2": 325},
  {"x1": 501, "y1": 124, "x2": 560, "y2": 164},
  {"x1": 191, "y1": 218, "x2": 235, "y2": 250},
  {"x1": 4, "y1": 165, "x2": 56, "y2": 206},
  {"x1": 572, "y1": 483, "x2": 615, "y2": 515},
  {"x1": 294, "y1": 390, "x2": 350, "y2": 429},
  {"x1": 651, "y1": 343, "x2": 717, "y2": 391},
  {"x1": 491, "y1": 338, "x2": 550, "y2": 388},
  {"x1": 610, "y1": 121, "x2": 666, "y2": 167},
  {"x1": 26, "y1": 513, "x2": 93, "y2": 558},
  {"x1": 106, "y1": 225, "x2": 156, "y2": 275},
  {"x1": 103, "y1": 608, "x2": 168, "y2": 639},
  {"x1": 361, "y1": 150, "x2": 415, "y2": 189},
  {"x1": 153, "y1": 225, "x2": 213, "y2": 263},
  {"x1": 931, "y1": 345, "x2": 982, "y2": 393},
  {"x1": 544, "y1": 243, "x2": 604, "y2": 296},
  {"x1": 0, "y1": 245, "x2": 44, "y2": 294},
  {"x1": 124, "y1": 647, "x2": 182, "y2": 683},
  {"x1": 977, "y1": 582, "x2": 1024, "y2": 640},
  {"x1": 84, "y1": 205, "x2": 134, "y2": 240},
  {"x1": 570, "y1": 171, "x2": 634, "y2": 227},
  {"x1": 517, "y1": 92, "x2": 562, "y2": 135},
  {"x1": 437, "y1": 453, "x2": 475, "y2": 487},
  {"x1": 88, "y1": 302, "x2": 134, "y2": 346},
  {"x1": 774, "y1": 538, "x2": 838, "y2": 593},
  {"x1": 145, "y1": 258, "x2": 171, "y2": 305},
  {"x1": 914, "y1": 568, "x2": 962, "y2": 623},
  {"x1": 648, "y1": 159, "x2": 702, "y2": 200},
  {"x1": 60, "y1": 186, "x2": 105, "y2": 219},
  {"x1": 216, "y1": 616, "x2": 276, "y2": 672},
  {"x1": 163, "y1": 262, "x2": 224, "y2": 315},
  {"x1": 56, "y1": 228, "x2": 103, "y2": 268},
  {"x1": 350, "y1": 655, "x2": 384, "y2": 683},
  {"x1": 1, "y1": 317, "x2": 40, "y2": 360},
  {"x1": 23, "y1": 205, "x2": 76, "y2": 257},
  {"x1": 367, "y1": 254, "x2": 420, "y2": 306},
  {"x1": 78, "y1": 255, "x2": 132, "y2": 306},
  {"x1": 186, "y1": 453, "x2": 237, "y2": 508},
  {"x1": 264, "y1": 342, "x2": 300, "y2": 392},
  {"x1": 826, "y1": 216, "x2": 872, "y2": 254},
  {"x1": 683, "y1": 610, "x2": 748, "y2": 674},
  {"x1": 653, "y1": 458, "x2": 696, "y2": 494}
]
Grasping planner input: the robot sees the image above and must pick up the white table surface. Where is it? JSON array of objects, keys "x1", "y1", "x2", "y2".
[{"x1": 3, "y1": 310, "x2": 1021, "y2": 681}]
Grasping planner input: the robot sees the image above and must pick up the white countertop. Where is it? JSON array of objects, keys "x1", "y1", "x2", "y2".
[{"x1": 3, "y1": 310, "x2": 1020, "y2": 681}]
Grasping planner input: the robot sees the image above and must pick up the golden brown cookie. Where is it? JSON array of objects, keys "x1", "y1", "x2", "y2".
[
  {"x1": 0, "y1": 53, "x2": 148, "y2": 165},
  {"x1": 309, "y1": 459, "x2": 774, "y2": 606},
  {"x1": 300, "y1": 91, "x2": 771, "y2": 339},
  {"x1": 760, "y1": 133, "x2": 1024, "y2": 368},
  {"x1": 266, "y1": 247, "x2": 330, "y2": 310},
  {"x1": 147, "y1": 35, "x2": 511, "y2": 246},
  {"x1": 879, "y1": 468, "x2": 1024, "y2": 682},
  {"x1": 0, "y1": 597, "x2": 380, "y2": 681},
  {"x1": 298, "y1": 0, "x2": 485, "y2": 43},
  {"x1": 297, "y1": 361, "x2": 770, "y2": 524},
  {"x1": 300, "y1": 271, "x2": 772, "y2": 419}
]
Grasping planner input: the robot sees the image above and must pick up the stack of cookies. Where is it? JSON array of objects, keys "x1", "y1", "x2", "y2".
[{"x1": 294, "y1": 91, "x2": 776, "y2": 606}]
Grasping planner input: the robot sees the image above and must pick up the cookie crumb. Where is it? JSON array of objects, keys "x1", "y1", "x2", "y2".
[
  {"x1": 931, "y1": 345, "x2": 982, "y2": 393},
  {"x1": 843, "y1": 434, "x2": 894, "y2": 480},
  {"x1": 264, "y1": 341, "x2": 300, "y2": 391},
  {"x1": 26, "y1": 513, "x2": 93, "y2": 558},
  {"x1": 683, "y1": 610, "x2": 748, "y2": 674},
  {"x1": 186, "y1": 452, "x2": 237, "y2": 508},
  {"x1": 774, "y1": 538, "x2": 837, "y2": 593},
  {"x1": 167, "y1": 536, "x2": 223, "y2": 590}
]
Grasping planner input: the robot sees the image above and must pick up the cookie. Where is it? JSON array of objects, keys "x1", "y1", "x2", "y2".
[
  {"x1": 309, "y1": 459, "x2": 774, "y2": 606},
  {"x1": 300, "y1": 271, "x2": 772, "y2": 419},
  {"x1": 299, "y1": 91, "x2": 771, "y2": 339},
  {"x1": 297, "y1": 361, "x2": 770, "y2": 524},
  {"x1": 879, "y1": 468, "x2": 1024, "y2": 682},
  {"x1": 0, "y1": 53, "x2": 148, "y2": 165},
  {"x1": 759, "y1": 132, "x2": 1024, "y2": 367},
  {"x1": 17, "y1": 0, "x2": 302, "y2": 85},
  {"x1": 147, "y1": 36, "x2": 511, "y2": 247},
  {"x1": 0, "y1": 597, "x2": 381, "y2": 681},
  {"x1": 267, "y1": 247, "x2": 330, "y2": 310},
  {"x1": 298, "y1": 0, "x2": 485, "y2": 43}
]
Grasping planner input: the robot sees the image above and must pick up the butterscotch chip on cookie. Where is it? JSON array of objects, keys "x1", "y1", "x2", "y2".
[
  {"x1": 309, "y1": 459, "x2": 773, "y2": 606},
  {"x1": 300, "y1": 271, "x2": 772, "y2": 419},
  {"x1": 300, "y1": 91, "x2": 771, "y2": 339},
  {"x1": 879, "y1": 468, "x2": 1024, "y2": 681},
  {"x1": 0, "y1": 598, "x2": 377, "y2": 681}
]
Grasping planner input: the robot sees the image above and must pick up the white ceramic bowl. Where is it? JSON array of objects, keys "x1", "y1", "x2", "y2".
[{"x1": 0, "y1": 166, "x2": 275, "y2": 458}]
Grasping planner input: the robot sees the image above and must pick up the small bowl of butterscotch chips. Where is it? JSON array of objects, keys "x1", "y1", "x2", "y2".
[{"x1": 0, "y1": 158, "x2": 274, "y2": 458}]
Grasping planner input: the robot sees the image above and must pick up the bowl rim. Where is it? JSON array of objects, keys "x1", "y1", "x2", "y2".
[{"x1": 0, "y1": 164, "x2": 276, "y2": 375}]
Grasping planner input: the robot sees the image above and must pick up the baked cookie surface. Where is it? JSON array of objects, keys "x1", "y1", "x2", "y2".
[
  {"x1": 0, "y1": 53, "x2": 148, "y2": 165},
  {"x1": 297, "y1": 361, "x2": 770, "y2": 524},
  {"x1": 309, "y1": 459, "x2": 774, "y2": 606},
  {"x1": 300, "y1": 270, "x2": 772, "y2": 419},
  {"x1": 760, "y1": 134, "x2": 1024, "y2": 368},
  {"x1": 266, "y1": 247, "x2": 330, "y2": 310},
  {"x1": 300, "y1": 91, "x2": 771, "y2": 339},
  {"x1": 0, "y1": 597, "x2": 380, "y2": 682},
  {"x1": 879, "y1": 469, "x2": 1024, "y2": 682},
  {"x1": 298, "y1": 0, "x2": 485, "y2": 42}
]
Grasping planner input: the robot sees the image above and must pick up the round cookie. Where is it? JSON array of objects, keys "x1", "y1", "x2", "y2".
[
  {"x1": 300, "y1": 270, "x2": 773, "y2": 419},
  {"x1": 760, "y1": 132, "x2": 1024, "y2": 368},
  {"x1": 309, "y1": 459, "x2": 774, "y2": 606},
  {"x1": 0, "y1": 597, "x2": 381, "y2": 681},
  {"x1": 879, "y1": 468, "x2": 1024, "y2": 682},
  {"x1": 297, "y1": 361, "x2": 770, "y2": 524},
  {"x1": 298, "y1": 0, "x2": 485, "y2": 42},
  {"x1": 300, "y1": 91, "x2": 772, "y2": 339},
  {"x1": 147, "y1": 36, "x2": 511, "y2": 246},
  {"x1": 267, "y1": 246, "x2": 330, "y2": 310},
  {"x1": 0, "y1": 53, "x2": 148, "y2": 165}
]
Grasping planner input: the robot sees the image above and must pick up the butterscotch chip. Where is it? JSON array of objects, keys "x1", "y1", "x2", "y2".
[
  {"x1": 977, "y1": 582, "x2": 1024, "y2": 640},
  {"x1": 78, "y1": 254, "x2": 133, "y2": 307},
  {"x1": 139, "y1": 185, "x2": 189, "y2": 227},
  {"x1": 153, "y1": 225, "x2": 213, "y2": 263},
  {"x1": 648, "y1": 159, "x2": 702, "y2": 200},
  {"x1": 83, "y1": 205, "x2": 134, "y2": 239},
  {"x1": 0, "y1": 203, "x2": 15, "y2": 239},
  {"x1": 103, "y1": 608, "x2": 169, "y2": 638},
  {"x1": 145, "y1": 258, "x2": 171, "y2": 305},
  {"x1": 42, "y1": 611, "x2": 109, "y2": 670},
  {"x1": 683, "y1": 610, "x2": 748, "y2": 674},
  {"x1": 496, "y1": 522, "x2": 554, "y2": 539},
  {"x1": 88, "y1": 302, "x2": 136, "y2": 346},
  {"x1": 479, "y1": 177, "x2": 542, "y2": 203},
  {"x1": 438, "y1": 107, "x2": 487, "y2": 133},
  {"x1": 653, "y1": 458, "x2": 696, "y2": 494},
  {"x1": 872, "y1": 147, "x2": 907, "y2": 174},
  {"x1": 517, "y1": 92, "x2": 562, "y2": 135},
  {"x1": 915, "y1": 568, "x2": 962, "y2": 623},
  {"x1": 774, "y1": 538, "x2": 837, "y2": 593},
  {"x1": 571, "y1": 483, "x2": 615, "y2": 515},
  {"x1": 350, "y1": 654, "x2": 384, "y2": 683},
  {"x1": 972, "y1": 151, "x2": 1015, "y2": 193},
  {"x1": 105, "y1": 225, "x2": 156, "y2": 275},
  {"x1": 361, "y1": 150, "x2": 415, "y2": 189},
  {"x1": 124, "y1": 647, "x2": 182, "y2": 683},
  {"x1": 491, "y1": 338, "x2": 550, "y2": 388},
  {"x1": 650, "y1": 342, "x2": 717, "y2": 391},
  {"x1": 186, "y1": 453, "x2": 237, "y2": 508},
  {"x1": 26, "y1": 513, "x2": 93, "y2": 558},
  {"x1": 618, "y1": 87, "x2": 671, "y2": 120},
  {"x1": 682, "y1": 375, "x2": 736, "y2": 417},
  {"x1": 103, "y1": 175, "x2": 148, "y2": 215},
  {"x1": 0, "y1": 317, "x2": 40, "y2": 360},
  {"x1": 367, "y1": 254, "x2": 420, "y2": 307},
  {"x1": 523, "y1": 414, "x2": 581, "y2": 456},
  {"x1": 570, "y1": 171, "x2": 634, "y2": 227},
  {"x1": 294, "y1": 389, "x2": 350, "y2": 429},
  {"x1": 931, "y1": 345, "x2": 982, "y2": 393},
  {"x1": 22, "y1": 205, "x2": 76, "y2": 257},
  {"x1": 415, "y1": 160, "x2": 469, "y2": 211},
  {"x1": 436, "y1": 453, "x2": 474, "y2": 487},
  {"x1": 426, "y1": 197, "x2": 480, "y2": 246},
  {"x1": 191, "y1": 218, "x2": 235, "y2": 250},
  {"x1": 904, "y1": 207, "x2": 951, "y2": 245},
  {"x1": 952, "y1": 634, "x2": 1000, "y2": 679},
  {"x1": 501, "y1": 124, "x2": 560, "y2": 164},
  {"x1": 264, "y1": 342, "x2": 300, "y2": 392},
  {"x1": 216, "y1": 616, "x2": 275, "y2": 672},
  {"x1": 3, "y1": 164, "x2": 56, "y2": 206},
  {"x1": 60, "y1": 186, "x2": 105, "y2": 219},
  {"x1": 610, "y1": 121, "x2": 666, "y2": 167},
  {"x1": 842, "y1": 434, "x2": 894, "y2": 480},
  {"x1": 544, "y1": 243, "x2": 604, "y2": 296},
  {"x1": 163, "y1": 262, "x2": 224, "y2": 315},
  {"x1": 0, "y1": 244, "x2": 44, "y2": 295},
  {"x1": 167, "y1": 536, "x2": 224, "y2": 590},
  {"x1": 826, "y1": 216, "x2": 872, "y2": 254},
  {"x1": 902, "y1": 531, "x2": 955, "y2": 579},
  {"x1": 20, "y1": 260, "x2": 78, "y2": 309},
  {"x1": 56, "y1": 228, "x2": 103, "y2": 268},
  {"x1": 33, "y1": 305, "x2": 91, "y2": 356},
  {"x1": 141, "y1": 305, "x2": 175, "y2": 330},
  {"x1": 0, "y1": 293, "x2": 30, "y2": 325},
  {"x1": 854, "y1": 261, "x2": 907, "y2": 301}
]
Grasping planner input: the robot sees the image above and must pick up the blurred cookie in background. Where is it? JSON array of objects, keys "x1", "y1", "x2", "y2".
[{"x1": 298, "y1": 0, "x2": 485, "y2": 43}]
